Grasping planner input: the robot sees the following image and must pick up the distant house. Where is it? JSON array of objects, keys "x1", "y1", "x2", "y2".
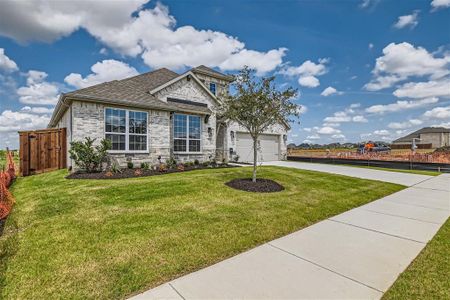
[
  {"x1": 392, "y1": 127, "x2": 450, "y2": 148},
  {"x1": 48, "y1": 65, "x2": 288, "y2": 168}
]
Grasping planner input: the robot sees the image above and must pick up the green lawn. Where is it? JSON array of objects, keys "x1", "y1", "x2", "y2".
[
  {"x1": 383, "y1": 218, "x2": 450, "y2": 299},
  {"x1": 1, "y1": 166, "x2": 403, "y2": 299}
]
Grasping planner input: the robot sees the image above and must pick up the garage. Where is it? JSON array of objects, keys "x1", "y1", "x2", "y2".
[{"x1": 236, "y1": 133, "x2": 280, "y2": 162}]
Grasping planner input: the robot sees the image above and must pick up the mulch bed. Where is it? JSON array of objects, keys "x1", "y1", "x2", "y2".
[
  {"x1": 225, "y1": 178, "x2": 284, "y2": 193},
  {"x1": 66, "y1": 164, "x2": 236, "y2": 180}
]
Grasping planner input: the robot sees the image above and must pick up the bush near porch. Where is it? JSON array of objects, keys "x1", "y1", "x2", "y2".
[{"x1": 0, "y1": 166, "x2": 403, "y2": 299}]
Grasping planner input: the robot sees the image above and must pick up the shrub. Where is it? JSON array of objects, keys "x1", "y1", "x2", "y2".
[
  {"x1": 194, "y1": 159, "x2": 200, "y2": 166},
  {"x1": 141, "y1": 162, "x2": 150, "y2": 170},
  {"x1": 233, "y1": 155, "x2": 240, "y2": 162},
  {"x1": 177, "y1": 164, "x2": 185, "y2": 171},
  {"x1": 69, "y1": 137, "x2": 111, "y2": 172},
  {"x1": 127, "y1": 162, "x2": 134, "y2": 169},
  {"x1": 134, "y1": 169, "x2": 142, "y2": 176},
  {"x1": 159, "y1": 164, "x2": 167, "y2": 172},
  {"x1": 434, "y1": 146, "x2": 450, "y2": 153},
  {"x1": 202, "y1": 161, "x2": 209, "y2": 167},
  {"x1": 110, "y1": 162, "x2": 122, "y2": 173},
  {"x1": 166, "y1": 158, "x2": 177, "y2": 169}
]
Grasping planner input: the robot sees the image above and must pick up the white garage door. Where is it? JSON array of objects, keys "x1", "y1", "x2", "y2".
[{"x1": 236, "y1": 133, "x2": 280, "y2": 162}]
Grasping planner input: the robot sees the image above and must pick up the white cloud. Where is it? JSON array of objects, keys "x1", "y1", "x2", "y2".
[
  {"x1": 423, "y1": 106, "x2": 450, "y2": 119},
  {"x1": 368, "y1": 43, "x2": 374, "y2": 50},
  {"x1": 359, "y1": 0, "x2": 380, "y2": 9},
  {"x1": 218, "y1": 48, "x2": 287, "y2": 76},
  {"x1": 431, "y1": 0, "x2": 450, "y2": 10},
  {"x1": 303, "y1": 127, "x2": 312, "y2": 132},
  {"x1": 280, "y1": 58, "x2": 328, "y2": 88},
  {"x1": 323, "y1": 122, "x2": 341, "y2": 128},
  {"x1": 0, "y1": 109, "x2": 50, "y2": 132},
  {"x1": 65, "y1": 59, "x2": 139, "y2": 88},
  {"x1": 306, "y1": 134, "x2": 320, "y2": 140},
  {"x1": 431, "y1": 122, "x2": 450, "y2": 128},
  {"x1": 365, "y1": 97, "x2": 438, "y2": 114},
  {"x1": 393, "y1": 78, "x2": 450, "y2": 99},
  {"x1": 302, "y1": 139, "x2": 313, "y2": 144},
  {"x1": 297, "y1": 105, "x2": 308, "y2": 115},
  {"x1": 0, "y1": 1, "x2": 285, "y2": 74},
  {"x1": 0, "y1": 48, "x2": 18, "y2": 72},
  {"x1": 324, "y1": 114, "x2": 351, "y2": 123},
  {"x1": 298, "y1": 76, "x2": 319, "y2": 88},
  {"x1": 16, "y1": 70, "x2": 60, "y2": 105},
  {"x1": 317, "y1": 126, "x2": 341, "y2": 135},
  {"x1": 352, "y1": 115, "x2": 368, "y2": 122},
  {"x1": 364, "y1": 42, "x2": 450, "y2": 91},
  {"x1": 323, "y1": 105, "x2": 367, "y2": 124},
  {"x1": 331, "y1": 134, "x2": 346, "y2": 139},
  {"x1": 321, "y1": 86, "x2": 342, "y2": 96},
  {"x1": 21, "y1": 106, "x2": 54, "y2": 114},
  {"x1": 393, "y1": 11, "x2": 419, "y2": 29},
  {"x1": 388, "y1": 119, "x2": 423, "y2": 129},
  {"x1": 373, "y1": 129, "x2": 390, "y2": 136}
]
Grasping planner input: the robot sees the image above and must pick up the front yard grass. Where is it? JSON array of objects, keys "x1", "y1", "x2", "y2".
[
  {"x1": 383, "y1": 218, "x2": 450, "y2": 299},
  {"x1": 1, "y1": 166, "x2": 403, "y2": 299}
]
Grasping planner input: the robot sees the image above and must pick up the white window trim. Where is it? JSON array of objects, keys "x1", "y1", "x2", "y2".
[
  {"x1": 104, "y1": 107, "x2": 149, "y2": 153},
  {"x1": 173, "y1": 113, "x2": 202, "y2": 154}
]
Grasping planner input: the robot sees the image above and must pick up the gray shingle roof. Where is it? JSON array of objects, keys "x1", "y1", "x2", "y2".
[
  {"x1": 49, "y1": 68, "x2": 213, "y2": 127},
  {"x1": 191, "y1": 65, "x2": 234, "y2": 81},
  {"x1": 393, "y1": 127, "x2": 450, "y2": 143}
]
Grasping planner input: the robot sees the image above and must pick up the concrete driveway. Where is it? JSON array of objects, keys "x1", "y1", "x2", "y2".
[
  {"x1": 262, "y1": 160, "x2": 433, "y2": 186},
  {"x1": 131, "y1": 162, "x2": 450, "y2": 300}
]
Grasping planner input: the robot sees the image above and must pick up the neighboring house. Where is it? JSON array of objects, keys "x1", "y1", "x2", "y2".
[
  {"x1": 392, "y1": 127, "x2": 450, "y2": 149},
  {"x1": 49, "y1": 65, "x2": 289, "y2": 168}
]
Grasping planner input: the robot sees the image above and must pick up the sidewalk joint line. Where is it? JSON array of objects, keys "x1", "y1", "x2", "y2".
[
  {"x1": 169, "y1": 283, "x2": 186, "y2": 300},
  {"x1": 359, "y1": 208, "x2": 443, "y2": 225},
  {"x1": 267, "y1": 243, "x2": 384, "y2": 294},
  {"x1": 410, "y1": 186, "x2": 450, "y2": 192},
  {"x1": 328, "y1": 219, "x2": 425, "y2": 244}
]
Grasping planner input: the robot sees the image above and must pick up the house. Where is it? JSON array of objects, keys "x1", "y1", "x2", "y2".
[
  {"x1": 392, "y1": 127, "x2": 450, "y2": 149},
  {"x1": 48, "y1": 65, "x2": 289, "y2": 168}
]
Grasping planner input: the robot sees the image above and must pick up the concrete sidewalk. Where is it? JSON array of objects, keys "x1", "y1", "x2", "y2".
[{"x1": 131, "y1": 164, "x2": 449, "y2": 300}]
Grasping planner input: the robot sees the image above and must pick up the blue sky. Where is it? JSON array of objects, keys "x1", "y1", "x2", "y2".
[{"x1": 0, "y1": 0, "x2": 449, "y2": 148}]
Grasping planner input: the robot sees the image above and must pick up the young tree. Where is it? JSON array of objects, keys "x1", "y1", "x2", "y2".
[{"x1": 221, "y1": 67, "x2": 300, "y2": 182}]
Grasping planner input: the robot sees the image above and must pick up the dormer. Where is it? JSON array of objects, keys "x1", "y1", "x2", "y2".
[{"x1": 191, "y1": 65, "x2": 234, "y2": 99}]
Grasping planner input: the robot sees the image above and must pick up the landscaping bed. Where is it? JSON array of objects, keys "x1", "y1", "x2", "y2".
[
  {"x1": 67, "y1": 164, "x2": 236, "y2": 179},
  {"x1": 226, "y1": 178, "x2": 284, "y2": 192}
]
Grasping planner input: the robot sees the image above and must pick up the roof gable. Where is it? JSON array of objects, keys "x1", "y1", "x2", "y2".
[{"x1": 150, "y1": 71, "x2": 221, "y2": 106}]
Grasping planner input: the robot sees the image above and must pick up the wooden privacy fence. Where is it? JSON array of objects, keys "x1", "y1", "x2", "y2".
[{"x1": 19, "y1": 128, "x2": 67, "y2": 176}]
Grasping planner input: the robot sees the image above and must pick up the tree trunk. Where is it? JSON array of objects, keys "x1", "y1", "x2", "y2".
[{"x1": 252, "y1": 137, "x2": 257, "y2": 182}]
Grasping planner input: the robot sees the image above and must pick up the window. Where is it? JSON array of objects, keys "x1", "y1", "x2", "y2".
[
  {"x1": 105, "y1": 108, "x2": 148, "y2": 152},
  {"x1": 209, "y1": 82, "x2": 216, "y2": 95},
  {"x1": 174, "y1": 114, "x2": 201, "y2": 153}
]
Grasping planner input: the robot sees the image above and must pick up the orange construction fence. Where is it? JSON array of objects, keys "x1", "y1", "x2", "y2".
[{"x1": 0, "y1": 150, "x2": 16, "y2": 220}]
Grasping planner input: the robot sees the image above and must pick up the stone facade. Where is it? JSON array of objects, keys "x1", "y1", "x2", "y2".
[{"x1": 155, "y1": 76, "x2": 219, "y2": 162}]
